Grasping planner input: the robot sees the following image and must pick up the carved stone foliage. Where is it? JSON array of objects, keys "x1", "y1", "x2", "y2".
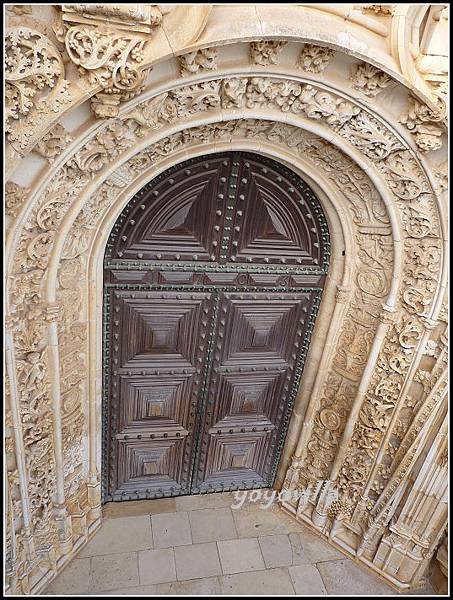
[
  {"x1": 64, "y1": 26, "x2": 150, "y2": 118},
  {"x1": 361, "y1": 5, "x2": 394, "y2": 16},
  {"x1": 400, "y1": 96, "x2": 446, "y2": 152},
  {"x1": 250, "y1": 40, "x2": 287, "y2": 66},
  {"x1": 5, "y1": 27, "x2": 67, "y2": 149},
  {"x1": 6, "y1": 181, "x2": 29, "y2": 221},
  {"x1": 179, "y1": 47, "x2": 218, "y2": 77},
  {"x1": 34, "y1": 124, "x2": 73, "y2": 163},
  {"x1": 297, "y1": 44, "x2": 334, "y2": 73},
  {"x1": 350, "y1": 62, "x2": 393, "y2": 97}
]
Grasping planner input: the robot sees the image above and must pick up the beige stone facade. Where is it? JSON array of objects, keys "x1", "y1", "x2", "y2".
[{"x1": 4, "y1": 4, "x2": 448, "y2": 595}]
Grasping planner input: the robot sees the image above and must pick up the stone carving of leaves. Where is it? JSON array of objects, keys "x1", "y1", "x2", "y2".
[
  {"x1": 293, "y1": 85, "x2": 360, "y2": 127},
  {"x1": 250, "y1": 41, "x2": 287, "y2": 66},
  {"x1": 245, "y1": 77, "x2": 302, "y2": 111},
  {"x1": 5, "y1": 28, "x2": 64, "y2": 134},
  {"x1": 297, "y1": 44, "x2": 334, "y2": 73},
  {"x1": 350, "y1": 62, "x2": 393, "y2": 97},
  {"x1": 179, "y1": 47, "x2": 218, "y2": 76},
  {"x1": 400, "y1": 96, "x2": 446, "y2": 152},
  {"x1": 68, "y1": 121, "x2": 135, "y2": 174},
  {"x1": 65, "y1": 26, "x2": 148, "y2": 93},
  {"x1": 5, "y1": 181, "x2": 28, "y2": 219},
  {"x1": 221, "y1": 78, "x2": 248, "y2": 109},
  {"x1": 170, "y1": 80, "x2": 222, "y2": 118},
  {"x1": 340, "y1": 113, "x2": 404, "y2": 161},
  {"x1": 34, "y1": 123, "x2": 73, "y2": 163}
]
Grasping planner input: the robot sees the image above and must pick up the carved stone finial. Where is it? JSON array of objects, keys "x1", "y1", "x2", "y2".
[{"x1": 250, "y1": 41, "x2": 287, "y2": 66}]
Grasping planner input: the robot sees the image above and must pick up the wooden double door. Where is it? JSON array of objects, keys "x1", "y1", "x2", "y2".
[{"x1": 102, "y1": 152, "x2": 329, "y2": 502}]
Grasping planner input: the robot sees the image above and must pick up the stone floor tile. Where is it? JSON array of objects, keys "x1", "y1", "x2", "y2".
[
  {"x1": 157, "y1": 576, "x2": 221, "y2": 595},
  {"x1": 45, "y1": 558, "x2": 91, "y2": 595},
  {"x1": 175, "y1": 492, "x2": 235, "y2": 511},
  {"x1": 258, "y1": 534, "x2": 294, "y2": 568},
  {"x1": 289, "y1": 564, "x2": 327, "y2": 595},
  {"x1": 232, "y1": 504, "x2": 304, "y2": 537},
  {"x1": 317, "y1": 559, "x2": 396, "y2": 595},
  {"x1": 289, "y1": 529, "x2": 344, "y2": 564},
  {"x1": 219, "y1": 567, "x2": 295, "y2": 595},
  {"x1": 100, "y1": 584, "x2": 158, "y2": 595},
  {"x1": 103, "y1": 498, "x2": 176, "y2": 518},
  {"x1": 174, "y1": 542, "x2": 222, "y2": 580},
  {"x1": 90, "y1": 552, "x2": 139, "y2": 592},
  {"x1": 78, "y1": 515, "x2": 152, "y2": 557},
  {"x1": 217, "y1": 538, "x2": 265, "y2": 575},
  {"x1": 189, "y1": 507, "x2": 237, "y2": 543},
  {"x1": 151, "y1": 511, "x2": 192, "y2": 548},
  {"x1": 138, "y1": 548, "x2": 176, "y2": 585}
]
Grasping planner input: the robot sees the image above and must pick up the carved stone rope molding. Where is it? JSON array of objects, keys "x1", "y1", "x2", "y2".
[{"x1": 5, "y1": 69, "x2": 446, "y2": 595}]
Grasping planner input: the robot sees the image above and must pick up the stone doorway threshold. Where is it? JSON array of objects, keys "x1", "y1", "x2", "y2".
[{"x1": 44, "y1": 492, "x2": 436, "y2": 595}]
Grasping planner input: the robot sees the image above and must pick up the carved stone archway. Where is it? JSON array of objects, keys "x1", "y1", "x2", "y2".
[{"x1": 5, "y1": 5, "x2": 448, "y2": 595}]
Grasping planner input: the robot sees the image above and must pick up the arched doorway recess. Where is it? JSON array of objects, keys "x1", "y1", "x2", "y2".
[{"x1": 102, "y1": 151, "x2": 330, "y2": 502}]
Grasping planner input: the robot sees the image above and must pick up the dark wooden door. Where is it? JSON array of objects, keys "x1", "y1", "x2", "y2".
[{"x1": 103, "y1": 152, "x2": 330, "y2": 502}]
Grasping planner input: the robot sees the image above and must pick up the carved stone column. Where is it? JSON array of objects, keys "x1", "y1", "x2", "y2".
[{"x1": 372, "y1": 412, "x2": 448, "y2": 586}]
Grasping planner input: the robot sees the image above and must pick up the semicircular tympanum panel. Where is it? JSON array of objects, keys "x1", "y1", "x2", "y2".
[{"x1": 103, "y1": 151, "x2": 330, "y2": 502}]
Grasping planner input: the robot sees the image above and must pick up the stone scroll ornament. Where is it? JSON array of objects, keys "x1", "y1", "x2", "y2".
[{"x1": 5, "y1": 27, "x2": 69, "y2": 150}]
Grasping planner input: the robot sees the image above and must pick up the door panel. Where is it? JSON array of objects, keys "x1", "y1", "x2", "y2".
[
  {"x1": 103, "y1": 151, "x2": 330, "y2": 502},
  {"x1": 191, "y1": 291, "x2": 319, "y2": 493},
  {"x1": 104, "y1": 289, "x2": 214, "y2": 500}
]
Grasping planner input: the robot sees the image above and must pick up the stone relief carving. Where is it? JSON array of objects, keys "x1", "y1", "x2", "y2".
[
  {"x1": 5, "y1": 64, "x2": 445, "y2": 594},
  {"x1": 5, "y1": 182, "x2": 29, "y2": 221},
  {"x1": 400, "y1": 96, "x2": 446, "y2": 152},
  {"x1": 361, "y1": 5, "x2": 394, "y2": 16},
  {"x1": 5, "y1": 27, "x2": 68, "y2": 149},
  {"x1": 33, "y1": 124, "x2": 73, "y2": 163},
  {"x1": 350, "y1": 62, "x2": 393, "y2": 97},
  {"x1": 250, "y1": 40, "x2": 287, "y2": 66},
  {"x1": 297, "y1": 44, "x2": 334, "y2": 73},
  {"x1": 179, "y1": 47, "x2": 218, "y2": 77}
]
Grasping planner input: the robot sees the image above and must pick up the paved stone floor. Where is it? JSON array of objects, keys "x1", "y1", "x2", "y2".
[{"x1": 44, "y1": 492, "x2": 435, "y2": 596}]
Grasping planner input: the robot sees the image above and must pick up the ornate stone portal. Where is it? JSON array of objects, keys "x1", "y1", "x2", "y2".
[{"x1": 4, "y1": 4, "x2": 448, "y2": 595}]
